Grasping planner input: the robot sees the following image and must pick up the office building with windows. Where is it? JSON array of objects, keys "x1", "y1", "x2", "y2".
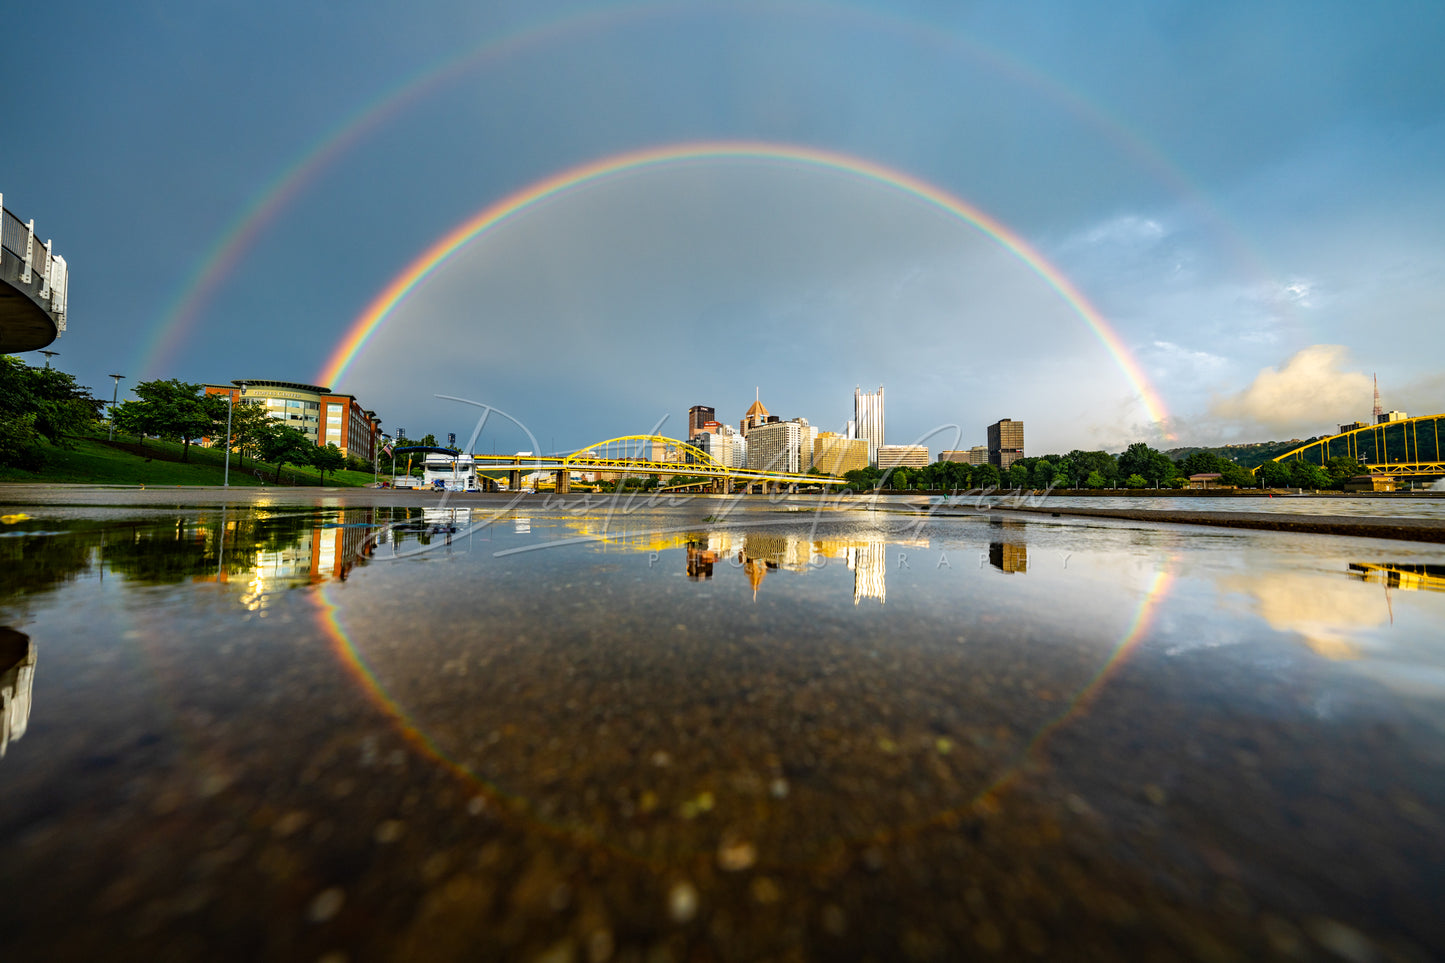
[
  {"x1": 812, "y1": 432, "x2": 869, "y2": 475},
  {"x1": 854, "y1": 385, "x2": 884, "y2": 465},
  {"x1": 940, "y1": 447, "x2": 990, "y2": 465},
  {"x1": 687, "y1": 405, "x2": 715, "y2": 437},
  {"x1": 987, "y1": 418, "x2": 1024, "y2": 469},
  {"x1": 740, "y1": 393, "x2": 771, "y2": 438},
  {"x1": 690, "y1": 423, "x2": 744, "y2": 469},
  {"x1": 205, "y1": 380, "x2": 382, "y2": 464},
  {"x1": 746, "y1": 418, "x2": 806, "y2": 474},
  {"x1": 878, "y1": 444, "x2": 930, "y2": 469}
]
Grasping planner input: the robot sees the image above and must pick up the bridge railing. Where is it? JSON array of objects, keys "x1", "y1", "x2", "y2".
[{"x1": 0, "y1": 194, "x2": 68, "y2": 331}]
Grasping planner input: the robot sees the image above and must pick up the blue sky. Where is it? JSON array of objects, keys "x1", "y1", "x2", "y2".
[{"x1": 5, "y1": 0, "x2": 1443, "y2": 454}]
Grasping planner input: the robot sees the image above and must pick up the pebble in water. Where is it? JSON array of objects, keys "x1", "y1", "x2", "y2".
[
  {"x1": 307, "y1": 887, "x2": 346, "y2": 923},
  {"x1": 1307, "y1": 918, "x2": 1377, "y2": 963},
  {"x1": 668, "y1": 882, "x2": 699, "y2": 923},
  {"x1": 716, "y1": 834, "x2": 757, "y2": 872}
]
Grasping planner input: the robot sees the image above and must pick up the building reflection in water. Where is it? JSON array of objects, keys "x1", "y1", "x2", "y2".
[
  {"x1": 688, "y1": 531, "x2": 898, "y2": 604},
  {"x1": 686, "y1": 541, "x2": 718, "y2": 580},
  {"x1": 846, "y1": 542, "x2": 888, "y2": 604},
  {"x1": 549, "y1": 515, "x2": 925, "y2": 604},
  {"x1": 1348, "y1": 562, "x2": 1445, "y2": 593},
  {"x1": 989, "y1": 542, "x2": 1028, "y2": 574},
  {"x1": 203, "y1": 509, "x2": 381, "y2": 611},
  {"x1": 988, "y1": 518, "x2": 1028, "y2": 574},
  {"x1": 0, "y1": 627, "x2": 35, "y2": 759}
]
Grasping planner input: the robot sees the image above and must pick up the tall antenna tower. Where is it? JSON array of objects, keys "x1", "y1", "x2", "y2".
[{"x1": 1372, "y1": 373, "x2": 1382, "y2": 422}]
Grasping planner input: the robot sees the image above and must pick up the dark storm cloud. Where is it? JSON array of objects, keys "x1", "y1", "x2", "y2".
[{"x1": 4, "y1": 0, "x2": 1442, "y2": 450}]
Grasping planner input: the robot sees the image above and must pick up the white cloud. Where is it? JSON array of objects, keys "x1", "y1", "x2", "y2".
[
  {"x1": 1078, "y1": 215, "x2": 1166, "y2": 247},
  {"x1": 1148, "y1": 340, "x2": 1228, "y2": 371},
  {"x1": 1209, "y1": 344, "x2": 1373, "y2": 434}
]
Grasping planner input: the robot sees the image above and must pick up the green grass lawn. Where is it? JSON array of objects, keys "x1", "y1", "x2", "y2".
[{"x1": 0, "y1": 434, "x2": 381, "y2": 487}]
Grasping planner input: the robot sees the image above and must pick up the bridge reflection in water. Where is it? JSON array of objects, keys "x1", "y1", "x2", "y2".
[{"x1": 1348, "y1": 562, "x2": 1445, "y2": 593}]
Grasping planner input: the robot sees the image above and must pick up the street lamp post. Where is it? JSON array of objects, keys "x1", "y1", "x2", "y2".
[
  {"x1": 222, "y1": 387, "x2": 237, "y2": 488},
  {"x1": 221, "y1": 381, "x2": 246, "y2": 488},
  {"x1": 107, "y1": 374, "x2": 125, "y2": 441}
]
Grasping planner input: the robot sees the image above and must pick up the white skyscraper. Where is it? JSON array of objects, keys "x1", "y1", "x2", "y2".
[{"x1": 854, "y1": 385, "x2": 884, "y2": 465}]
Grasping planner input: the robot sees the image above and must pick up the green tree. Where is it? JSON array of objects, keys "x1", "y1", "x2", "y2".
[
  {"x1": 1257, "y1": 460, "x2": 1292, "y2": 487},
  {"x1": 1085, "y1": 470, "x2": 1107, "y2": 489},
  {"x1": 972, "y1": 463, "x2": 1001, "y2": 489},
  {"x1": 113, "y1": 379, "x2": 226, "y2": 462},
  {"x1": 311, "y1": 443, "x2": 348, "y2": 485},
  {"x1": 1005, "y1": 462, "x2": 1030, "y2": 489},
  {"x1": 1178, "y1": 451, "x2": 1223, "y2": 477},
  {"x1": 1150, "y1": 451, "x2": 1177, "y2": 486},
  {"x1": 1117, "y1": 443, "x2": 1157, "y2": 481},
  {"x1": 1068, "y1": 450, "x2": 1119, "y2": 486},
  {"x1": 1030, "y1": 459, "x2": 1055, "y2": 489},
  {"x1": 0, "y1": 357, "x2": 103, "y2": 467},
  {"x1": 1218, "y1": 460, "x2": 1255, "y2": 487},
  {"x1": 1124, "y1": 473, "x2": 1148, "y2": 489},
  {"x1": 0, "y1": 409, "x2": 39, "y2": 469},
  {"x1": 1287, "y1": 460, "x2": 1330, "y2": 490},
  {"x1": 1120, "y1": 442, "x2": 1176, "y2": 486},
  {"x1": 1325, "y1": 455, "x2": 1366, "y2": 489},
  {"x1": 843, "y1": 465, "x2": 883, "y2": 490},
  {"x1": 1053, "y1": 458, "x2": 1076, "y2": 488},
  {"x1": 257, "y1": 423, "x2": 315, "y2": 483},
  {"x1": 228, "y1": 401, "x2": 274, "y2": 468},
  {"x1": 927, "y1": 459, "x2": 971, "y2": 492}
]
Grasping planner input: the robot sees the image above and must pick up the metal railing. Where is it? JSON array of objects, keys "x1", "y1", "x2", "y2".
[{"x1": 0, "y1": 192, "x2": 68, "y2": 332}]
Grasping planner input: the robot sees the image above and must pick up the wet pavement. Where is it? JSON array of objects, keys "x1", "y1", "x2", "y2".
[{"x1": 1, "y1": 489, "x2": 1443, "y2": 961}]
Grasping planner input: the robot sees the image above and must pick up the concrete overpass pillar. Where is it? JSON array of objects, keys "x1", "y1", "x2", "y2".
[
  {"x1": 555, "y1": 470, "x2": 570, "y2": 494},
  {"x1": 508, "y1": 470, "x2": 521, "y2": 491}
]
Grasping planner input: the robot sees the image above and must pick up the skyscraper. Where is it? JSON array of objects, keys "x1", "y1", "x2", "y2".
[
  {"x1": 740, "y1": 390, "x2": 770, "y2": 438},
  {"x1": 987, "y1": 418, "x2": 1025, "y2": 469},
  {"x1": 687, "y1": 405, "x2": 715, "y2": 438},
  {"x1": 746, "y1": 419, "x2": 805, "y2": 474},
  {"x1": 854, "y1": 385, "x2": 884, "y2": 465}
]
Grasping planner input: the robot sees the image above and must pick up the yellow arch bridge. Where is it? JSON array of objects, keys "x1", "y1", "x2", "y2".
[
  {"x1": 472, "y1": 435, "x2": 850, "y2": 493},
  {"x1": 1258, "y1": 412, "x2": 1445, "y2": 478}
]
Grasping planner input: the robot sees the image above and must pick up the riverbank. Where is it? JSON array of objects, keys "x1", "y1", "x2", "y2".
[
  {"x1": 0, "y1": 435, "x2": 377, "y2": 488},
  {"x1": 965, "y1": 503, "x2": 1445, "y2": 544}
]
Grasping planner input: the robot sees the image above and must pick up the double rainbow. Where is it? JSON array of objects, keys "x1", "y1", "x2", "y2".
[{"x1": 318, "y1": 140, "x2": 1170, "y2": 428}]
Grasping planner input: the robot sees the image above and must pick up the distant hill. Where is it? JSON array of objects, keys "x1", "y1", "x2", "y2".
[{"x1": 1164, "y1": 438, "x2": 1316, "y2": 469}]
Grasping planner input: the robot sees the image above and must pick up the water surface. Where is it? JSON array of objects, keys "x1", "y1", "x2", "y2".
[{"x1": 1, "y1": 497, "x2": 1443, "y2": 961}]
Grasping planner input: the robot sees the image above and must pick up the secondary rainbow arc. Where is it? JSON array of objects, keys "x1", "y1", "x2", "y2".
[
  {"x1": 137, "y1": 2, "x2": 1271, "y2": 383},
  {"x1": 318, "y1": 141, "x2": 1170, "y2": 428}
]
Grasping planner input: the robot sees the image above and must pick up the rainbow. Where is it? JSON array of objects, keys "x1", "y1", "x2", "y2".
[
  {"x1": 972, "y1": 564, "x2": 1176, "y2": 808},
  {"x1": 134, "y1": 2, "x2": 1267, "y2": 392},
  {"x1": 318, "y1": 141, "x2": 1171, "y2": 428},
  {"x1": 314, "y1": 545, "x2": 1178, "y2": 854}
]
